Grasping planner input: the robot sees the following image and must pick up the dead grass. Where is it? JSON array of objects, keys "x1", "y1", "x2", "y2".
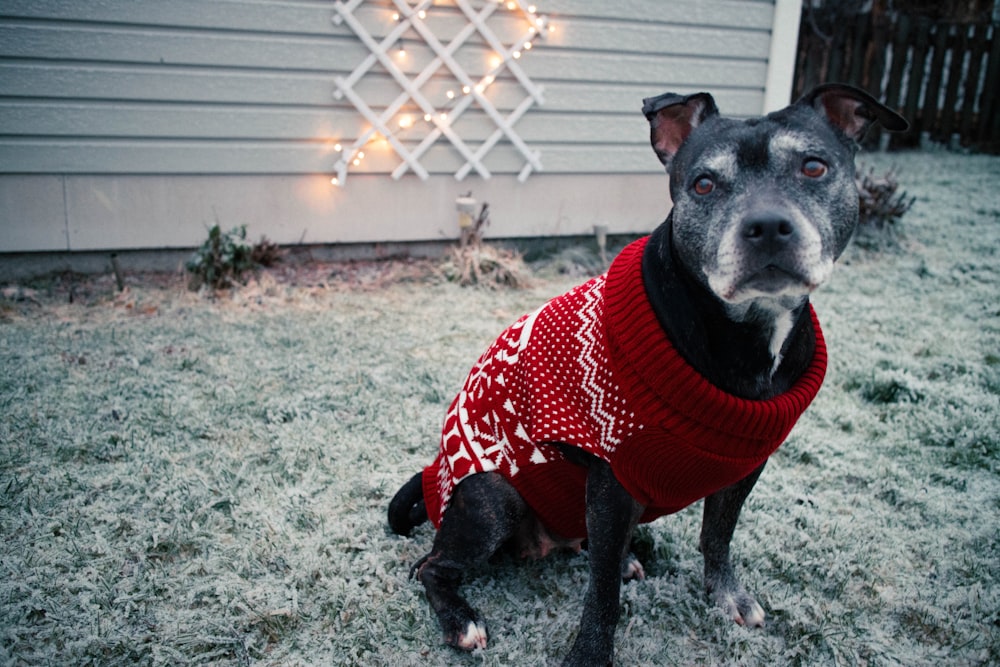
[{"x1": 1, "y1": 150, "x2": 999, "y2": 666}]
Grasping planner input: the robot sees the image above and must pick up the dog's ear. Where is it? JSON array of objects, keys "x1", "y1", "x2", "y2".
[
  {"x1": 642, "y1": 92, "x2": 719, "y2": 168},
  {"x1": 798, "y1": 83, "x2": 909, "y2": 141}
]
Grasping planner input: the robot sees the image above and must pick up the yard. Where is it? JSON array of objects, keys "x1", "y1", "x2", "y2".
[{"x1": 1, "y1": 150, "x2": 998, "y2": 666}]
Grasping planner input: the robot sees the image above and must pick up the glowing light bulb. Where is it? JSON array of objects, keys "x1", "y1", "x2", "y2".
[
  {"x1": 334, "y1": 143, "x2": 342, "y2": 152},
  {"x1": 506, "y1": 1, "x2": 515, "y2": 9},
  {"x1": 352, "y1": 158, "x2": 361, "y2": 166},
  {"x1": 391, "y1": 11, "x2": 400, "y2": 21},
  {"x1": 446, "y1": 90, "x2": 455, "y2": 99},
  {"x1": 512, "y1": 50, "x2": 521, "y2": 59},
  {"x1": 423, "y1": 113, "x2": 432, "y2": 122},
  {"x1": 462, "y1": 85, "x2": 471, "y2": 94},
  {"x1": 357, "y1": 151, "x2": 365, "y2": 159},
  {"x1": 528, "y1": 5, "x2": 537, "y2": 12},
  {"x1": 398, "y1": 114, "x2": 413, "y2": 129},
  {"x1": 417, "y1": 9, "x2": 426, "y2": 19},
  {"x1": 331, "y1": 176, "x2": 339, "y2": 186},
  {"x1": 523, "y1": 41, "x2": 532, "y2": 50}
]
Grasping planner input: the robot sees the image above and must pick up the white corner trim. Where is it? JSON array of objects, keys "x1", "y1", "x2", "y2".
[{"x1": 763, "y1": 0, "x2": 804, "y2": 113}]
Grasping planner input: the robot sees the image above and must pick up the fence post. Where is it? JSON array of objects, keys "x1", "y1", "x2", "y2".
[
  {"x1": 883, "y1": 12, "x2": 911, "y2": 151},
  {"x1": 940, "y1": 25, "x2": 967, "y2": 147},
  {"x1": 896, "y1": 17, "x2": 932, "y2": 149},
  {"x1": 976, "y1": 24, "x2": 1000, "y2": 151},
  {"x1": 848, "y1": 12, "x2": 872, "y2": 86},
  {"x1": 863, "y1": 13, "x2": 892, "y2": 148},
  {"x1": 923, "y1": 23, "x2": 950, "y2": 142},
  {"x1": 959, "y1": 24, "x2": 990, "y2": 146}
]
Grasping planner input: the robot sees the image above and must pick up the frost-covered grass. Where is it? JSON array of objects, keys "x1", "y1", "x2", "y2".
[{"x1": 1, "y1": 150, "x2": 998, "y2": 666}]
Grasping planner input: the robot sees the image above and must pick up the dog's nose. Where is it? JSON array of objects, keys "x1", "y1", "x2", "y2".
[{"x1": 741, "y1": 214, "x2": 796, "y2": 250}]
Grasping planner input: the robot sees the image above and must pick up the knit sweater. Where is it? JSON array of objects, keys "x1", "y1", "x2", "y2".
[{"x1": 421, "y1": 237, "x2": 828, "y2": 539}]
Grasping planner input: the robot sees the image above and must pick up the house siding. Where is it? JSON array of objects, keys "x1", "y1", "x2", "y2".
[{"x1": 0, "y1": 0, "x2": 798, "y2": 253}]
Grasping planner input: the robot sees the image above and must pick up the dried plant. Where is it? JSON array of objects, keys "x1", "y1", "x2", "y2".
[
  {"x1": 443, "y1": 201, "x2": 530, "y2": 289},
  {"x1": 443, "y1": 243, "x2": 530, "y2": 289},
  {"x1": 250, "y1": 235, "x2": 285, "y2": 267},
  {"x1": 856, "y1": 166, "x2": 915, "y2": 232}
]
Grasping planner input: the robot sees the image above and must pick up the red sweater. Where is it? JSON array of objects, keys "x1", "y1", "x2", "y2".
[{"x1": 422, "y1": 237, "x2": 827, "y2": 539}]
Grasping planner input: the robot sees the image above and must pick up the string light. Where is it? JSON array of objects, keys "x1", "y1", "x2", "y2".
[{"x1": 332, "y1": 0, "x2": 554, "y2": 186}]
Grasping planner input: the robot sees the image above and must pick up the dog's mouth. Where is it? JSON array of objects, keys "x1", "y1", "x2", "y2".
[
  {"x1": 708, "y1": 256, "x2": 834, "y2": 305},
  {"x1": 749, "y1": 264, "x2": 807, "y2": 288},
  {"x1": 735, "y1": 264, "x2": 817, "y2": 298}
]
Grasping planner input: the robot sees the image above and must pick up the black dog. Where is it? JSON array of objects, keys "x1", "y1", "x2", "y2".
[{"x1": 389, "y1": 84, "x2": 907, "y2": 666}]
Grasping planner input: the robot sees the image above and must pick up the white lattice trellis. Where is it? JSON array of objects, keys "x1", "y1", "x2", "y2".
[{"x1": 331, "y1": 0, "x2": 551, "y2": 186}]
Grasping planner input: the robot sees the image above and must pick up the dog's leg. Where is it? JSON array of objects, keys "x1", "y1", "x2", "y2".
[
  {"x1": 415, "y1": 472, "x2": 527, "y2": 651},
  {"x1": 700, "y1": 462, "x2": 767, "y2": 628},
  {"x1": 563, "y1": 459, "x2": 644, "y2": 667}
]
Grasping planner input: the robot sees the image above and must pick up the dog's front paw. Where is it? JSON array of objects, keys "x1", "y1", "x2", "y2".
[
  {"x1": 711, "y1": 588, "x2": 765, "y2": 628},
  {"x1": 621, "y1": 552, "x2": 646, "y2": 581},
  {"x1": 444, "y1": 618, "x2": 488, "y2": 651}
]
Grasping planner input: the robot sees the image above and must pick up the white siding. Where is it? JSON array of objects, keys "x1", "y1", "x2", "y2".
[{"x1": 0, "y1": 0, "x2": 796, "y2": 253}]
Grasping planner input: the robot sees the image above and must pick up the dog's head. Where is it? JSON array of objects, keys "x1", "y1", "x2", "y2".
[{"x1": 642, "y1": 84, "x2": 908, "y2": 315}]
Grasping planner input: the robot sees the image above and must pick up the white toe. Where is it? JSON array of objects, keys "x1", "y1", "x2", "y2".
[
  {"x1": 622, "y1": 557, "x2": 646, "y2": 581},
  {"x1": 457, "y1": 621, "x2": 488, "y2": 650},
  {"x1": 743, "y1": 601, "x2": 766, "y2": 628}
]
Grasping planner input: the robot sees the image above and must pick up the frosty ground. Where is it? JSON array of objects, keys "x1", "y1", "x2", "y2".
[{"x1": 1, "y1": 150, "x2": 998, "y2": 666}]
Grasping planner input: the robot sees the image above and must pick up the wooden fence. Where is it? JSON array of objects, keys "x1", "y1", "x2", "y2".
[{"x1": 794, "y1": 12, "x2": 999, "y2": 153}]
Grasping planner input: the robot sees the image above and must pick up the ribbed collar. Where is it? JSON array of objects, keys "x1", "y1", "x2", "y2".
[{"x1": 603, "y1": 237, "x2": 828, "y2": 447}]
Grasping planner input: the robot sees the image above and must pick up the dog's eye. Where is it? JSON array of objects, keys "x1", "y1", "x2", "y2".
[
  {"x1": 802, "y1": 159, "x2": 828, "y2": 178},
  {"x1": 693, "y1": 176, "x2": 715, "y2": 195}
]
